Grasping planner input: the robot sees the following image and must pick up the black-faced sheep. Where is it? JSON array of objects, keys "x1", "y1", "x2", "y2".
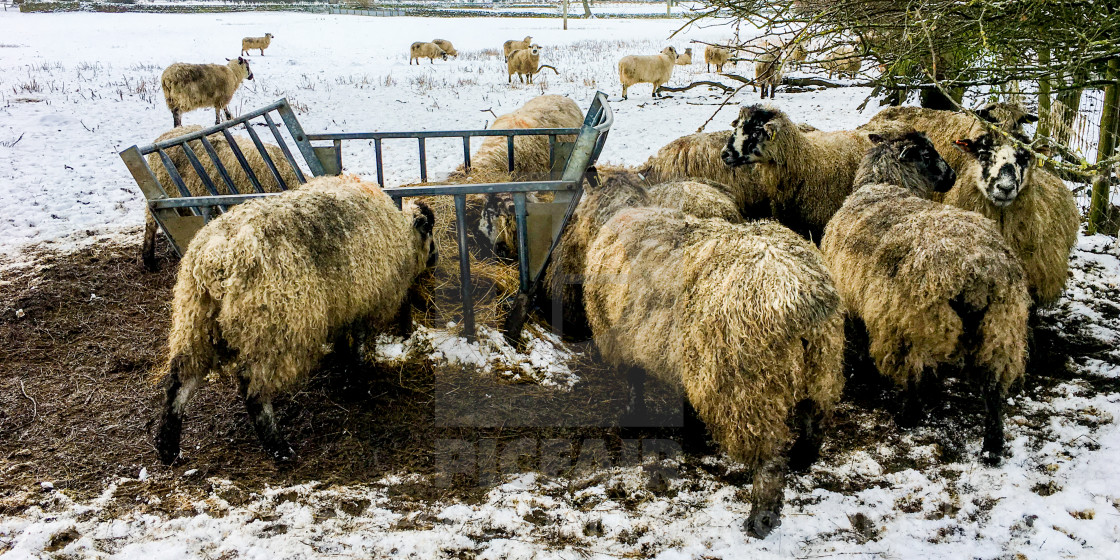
[
  {"x1": 503, "y1": 36, "x2": 533, "y2": 61},
  {"x1": 583, "y1": 180, "x2": 845, "y2": 538},
  {"x1": 862, "y1": 104, "x2": 1079, "y2": 304},
  {"x1": 675, "y1": 47, "x2": 693, "y2": 65},
  {"x1": 241, "y1": 33, "x2": 273, "y2": 56},
  {"x1": 161, "y1": 58, "x2": 254, "y2": 128},
  {"x1": 154, "y1": 175, "x2": 438, "y2": 464},
  {"x1": 410, "y1": 41, "x2": 448, "y2": 65},
  {"x1": 820, "y1": 130, "x2": 1030, "y2": 465},
  {"x1": 507, "y1": 45, "x2": 542, "y2": 84},
  {"x1": 704, "y1": 44, "x2": 731, "y2": 73},
  {"x1": 432, "y1": 38, "x2": 458, "y2": 58},
  {"x1": 618, "y1": 47, "x2": 677, "y2": 100},
  {"x1": 141, "y1": 125, "x2": 302, "y2": 270},
  {"x1": 720, "y1": 104, "x2": 874, "y2": 242}
]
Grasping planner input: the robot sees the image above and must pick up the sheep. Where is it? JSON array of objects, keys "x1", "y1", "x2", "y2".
[
  {"x1": 507, "y1": 45, "x2": 542, "y2": 84},
  {"x1": 786, "y1": 41, "x2": 807, "y2": 70},
  {"x1": 754, "y1": 44, "x2": 784, "y2": 99},
  {"x1": 503, "y1": 36, "x2": 533, "y2": 61},
  {"x1": 821, "y1": 44, "x2": 860, "y2": 80},
  {"x1": 583, "y1": 190, "x2": 844, "y2": 538},
  {"x1": 409, "y1": 41, "x2": 447, "y2": 65},
  {"x1": 704, "y1": 44, "x2": 731, "y2": 72},
  {"x1": 141, "y1": 125, "x2": 303, "y2": 270},
  {"x1": 432, "y1": 38, "x2": 458, "y2": 58},
  {"x1": 618, "y1": 46, "x2": 677, "y2": 100},
  {"x1": 720, "y1": 104, "x2": 874, "y2": 242},
  {"x1": 948, "y1": 131, "x2": 1080, "y2": 305},
  {"x1": 161, "y1": 57, "x2": 253, "y2": 128},
  {"x1": 820, "y1": 130, "x2": 1030, "y2": 465},
  {"x1": 862, "y1": 104, "x2": 1079, "y2": 304},
  {"x1": 241, "y1": 33, "x2": 273, "y2": 56},
  {"x1": 675, "y1": 47, "x2": 693, "y2": 65},
  {"x1": 153, "y1": 175, "x2": 438, "y2": 464}
]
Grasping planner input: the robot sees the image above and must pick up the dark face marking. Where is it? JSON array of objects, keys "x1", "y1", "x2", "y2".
[
  {"x1": 898, "y1": 131, "x2": 956, "y2": 193},
  {"x1": 721, "y1": 105, "x2": 780, "y2": 167},
  {"x1": 412, "y1": 201, "x2": 439, "y2": 269}
]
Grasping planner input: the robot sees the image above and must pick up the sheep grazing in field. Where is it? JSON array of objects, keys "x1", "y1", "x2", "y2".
[
  {"x1": 432, "y1": 38, "x2": 458, "y2": 58},
  {"x1": 503, "y1": 36, "x2": 533, "y2": 61},
  {"x1": 704, "y1": 44, "x2": 731, "y2": 72},
  {"x1": 822, "y1": 131, "x2": 1029, "y2": 465},
  {"x1": 141, "y1": 125, "x2": 303, "y2": 270},
  {"x1": 409, "y1": 41, "x2": 448, "y2": 65},
  {"x1": 754, "y1": 44, "x2": 784, "y2": 99},
  {"x1": 821, "y1": 44, "x2": 860, "y2": 80},
  {"x1": 583, "y1": 176, "x2": 844, "y2": 538},
  {"x1": 786, "y1": 41, "x2": 807, "y2": 70},
  {"x1": 863, "y1": 103, "x2": 1079, "y2": 304},
  {"x1": 618, "y1": 46, "x2": 677, "y2": 100},
  {"x1": 507, "y1": 45, "x2": 542, "y2": 84},
  {"x1": 241, "y1": 33, "x2": 274, "y2": 56},
  {"x1": 675, "y1": 47, "x2": 693, "y2": 65},
  {"x1": 161, "y1": 57, "x2": 253, "y2": 128},
  {"x1": 720, "y1": 104, "x2": 874, "y2": 242},
  {"x1": 154, "y1": 175, "x2": 438, "y2": 464}
]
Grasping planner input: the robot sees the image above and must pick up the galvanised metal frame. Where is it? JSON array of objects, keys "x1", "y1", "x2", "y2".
[{"x1": 119, "y1": 93, "x2": 613, "y2": 340}]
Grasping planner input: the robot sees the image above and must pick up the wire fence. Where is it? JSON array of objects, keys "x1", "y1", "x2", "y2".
[{"x1": 1049, "y1": 89, "x2": 1118, "y2": 210}]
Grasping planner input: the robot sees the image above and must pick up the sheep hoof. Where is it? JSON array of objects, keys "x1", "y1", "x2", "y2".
[
  {"x1": 980, "y1": 449, "x2": 1002, "y2": 466},
  {"x1": 744, "y1": 509, "x2": 780, "y2": 539}
]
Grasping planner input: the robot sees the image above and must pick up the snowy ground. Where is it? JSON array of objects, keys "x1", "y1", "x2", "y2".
[{"x1": 2, "y1": 9, "x2": 1120, "y2": 560}]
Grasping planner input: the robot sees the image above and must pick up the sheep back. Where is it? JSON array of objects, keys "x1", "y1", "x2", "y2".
[
  {"x1": 455, "y1": 94, "x2": 583, "y2": 180},
  {"x1": 432, "y1": 39, "x2": 458, "y2": 57}
]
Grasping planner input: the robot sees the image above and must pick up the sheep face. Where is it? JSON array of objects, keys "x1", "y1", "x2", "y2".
[
  {"x1": 409, "y1": 201, "x2": 439, "y2": 269},
  {"x1": 954, "y1": 132, "x2": 1035, "y2": 207},
  {"x1": 721, "y1": 104, "x2": 784, "y2": 167},
  {"x1": 530, "y1": 45, "x2": 541, "y2": 56},
  {"x1": 661, "y1": 46, "x2": 678, "y2": 60},
  {"x1": 237, "y1": 57, "x2": 254, "y2": 80},
  {"x1": 868, "y1": 131, "x2": 957, "y2": 196}
]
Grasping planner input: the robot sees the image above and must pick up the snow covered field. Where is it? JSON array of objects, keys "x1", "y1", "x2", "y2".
[{"x1": 2, "y1": 9, "x2": 1120, "y2": 560}]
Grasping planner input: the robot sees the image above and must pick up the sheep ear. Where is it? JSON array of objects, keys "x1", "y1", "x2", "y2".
[
  {"x1": 898, "y1": 145, "x2": 917, "y2": 161},
  {"x1": 953, "y1": 139, "x2": 977, "y2": 153},
  {"x1": 412, "y1": 202, "x2": 435, "y2": 237},
  {"x1": 868, "y1": 133, "x2": 886, "y2": 144},
  {"x1": 763, "y1": 120, "x2": 780, "y2": 138},
  {"x1": 974, "y1": 107, "x2": 997, "y2": 123},
  {"x1": 1019, "y1": 113, "x2": 1039, "y2": 124},
  {"x1": 225, "y1": 58, "x2": 231, "y2": 62}
]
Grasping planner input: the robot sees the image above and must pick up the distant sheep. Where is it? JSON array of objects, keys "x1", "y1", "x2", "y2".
[
  {"x1": 507, "y1": 45, "x2": 542, "y2": 84},
  {"x1": 786, "y1": 42, "x2": 807, "y2": 70},
  {"x1": 821, "y1": 44, "x2": 860, "y2": 79},
  {"x1": 161, "y1": 57, "x2": 254, "y2": 128},
  {"x1": 154, "y1": 175, "x2": 438, "y2": 464},
  {"x1": 618, "y1": 46, "x2": 677, "y2": 99},
  {"x1": 241, "y1": 33, "x2": 273, "y2": 56},
  {"x1": 821, "y1": 130, "x2": 1029, "y2": 465},
  {"x1": 754, "y1": 44, "x2": 783, "y2": 99},
  {"x1": 432, "y1": 38, "x2": 458, "y2": 58},
  {"x1": 676, "y1": 47, "x2": 693, "y2": 65},
  {"x1": 503, "y1": 36, "x2": 533, "y2": 61},
  {"x1": 141, "y1": 125, "x2": 302, "y2": 270},
  {"x1": 410, "y1": 41, "x2": 448, "y2": 65},
  {"x1": 720, "y1": 104, "x2": 874, "y2": 242},
  {"x1": 704, "y1": 44, "x2": 731, "y2": 72},
  {"x1": 584, "y1": 188, "x2": 844, "y2": 538}
]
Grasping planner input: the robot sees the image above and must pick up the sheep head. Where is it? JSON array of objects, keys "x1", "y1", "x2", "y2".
[
  {"x1": 408, "y1": 201, "x2": 439, "y2": 269},
  {"x1": 953, "y1": 132, "x2": 1036, "y2": 207},
  {"x1": 861, "y1": 131, "x2": 956, "y2": 197},
  {"x1": 721, "y1": 104, "x2": 789, "y2": 167},
  {"x1": 227, "y1": 57, "x2": 254, "y2": 80},
  {"x1": 661, "y1": 46, "x2": 678, "y2": 61}
]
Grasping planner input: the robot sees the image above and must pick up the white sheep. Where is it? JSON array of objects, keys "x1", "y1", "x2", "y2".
[
  {"x1": 618, "y1": 46, "x2": 677, "y2": 100},
  {"x1": 704, "y1": 44, "x2": 731, "y2": 72},
  {"x1": 755, "y1": 44, "x2": 783, "y2": 99},
  {"x1": 507, "y1": 45, "x2": 542, "y2": 84},
  {"x1": 432, "y1": 38, "x2": 458, "y2": 58},
  {"x1": 153, "y1": 175, "x2": 438, "y2": 464},
  {"x1": 160, "y1": 57, "x2": 254, "y2": 128},
  {"x1": 409, "y1": 41, "x2": 448, "y2": 65},
  {"x1": 822, "y1": 44, "x2": 860, "y2": 79},
  {"x1": 503, "y1": 36, "x2": 533, "y2": 61},
  {"x1": 241, "y1": 33, "x2": 273, "y2": 56},
  {"x1": 676, "y1": 47, "x2": 693, "y2": 65}
]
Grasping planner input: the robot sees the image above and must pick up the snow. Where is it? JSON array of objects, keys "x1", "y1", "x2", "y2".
[{"x1": 2, "y1": 8, "x2": 1120, "y2": 560}]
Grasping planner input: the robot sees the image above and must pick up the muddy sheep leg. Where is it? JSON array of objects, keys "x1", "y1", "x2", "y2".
[
  {"x1": 238, "y1": 370, "x2": 294, "y2": 462},
  {"x1": 172, "y1": 108, "x2": 182, "y2": 128},
  {"x1": 154, "y1": 356, "x2": 202, "y2": 465},
  {"x1": 681, "y1": 398, "x2": 715, "y2": 456},
  {"x1": 981, "y1": 380, "x2": 1006, "y2": 465},
  {"x1": 744, "y1": 453, "x2": 788, "y2": 539},
  {"x1": 897, "y1": 374, "x2": 925, "y2": 428},
  {"x1": 142, "y1": 212, "x2": 160, "y2": 271},
  {"x1": 787, "y1": 399, "x2": 825, "y2": 472},
  {"x1": 222, "y1": 107, "x2": 233, "y2": 123},
  {"x1": 620, "y1": 367, "x2": 648, "y2": 427}
]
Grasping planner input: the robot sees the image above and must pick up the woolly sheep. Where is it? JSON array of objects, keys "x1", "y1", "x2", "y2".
[
  {"x1": 503, "y1": 36, "x2": 533, "y2": 61},
  {"x1": 821, "y1": 44, "x2": 860, "y2": 79},
  {"x1": 141, "y1": 125, "x2": 302, "y2": 270},
  {"x1": 754, "y1": 44, "x2": 783, "y2": 99},
  {"x1": 432, "y1": 38, "x2": 458, "y2": 58},
  {"x1": 720, "y1": 104, "x2": 874, "y2": 242},
  {"x1": 786, "y1": 42, "x2": 807, "y2": 70},
  {"x1": 154, "y1": 175, "x2": 438, "y2": 464},
  {"x1": 241, "y1": 33, "x2": 273, "y2": 56},
  {"x1": 161, "y1": 58, "x2": 253, "y2": 128},
  {"x1": 410, "y1": 41, "x2": 448, "y2": 65},
  {"x1": 507, "y1": 45, "x2": 542, "y2": 84},
  {"x1": 584, "y1": 188, "x2": 844, "y2": 538},
  {"x1": 704, "y1": 44, "x2": 731, "y2": 72},
  {"x1": 618, "y1": 46, "x2": 677, "y2": 100},
  {"x1": 675, "y1": 47, "x2": 693, "y2": 65},
  {"x1": 821, "y1": 130, "x2": 1029, "y2": 464},
  {"x1": 452, "y1": 94, "x2": 584, "y2": 181},
  {"x1": 863, "y1": 104, "x2": 1079, "y2": 304}
]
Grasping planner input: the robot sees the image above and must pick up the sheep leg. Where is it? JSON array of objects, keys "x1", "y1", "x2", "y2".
[
  {"x1": 222, "y1": 107, "x2": 233, "y2": 122},
  {"x1": 681, "y1": 398, "x2": 715, "y2": 456},
  {"x1": 744, "y1": 454, "x2": 787, "y2": 539},
  {"x1": 172, "y1": 108, "x2": 182, "y2": 128},
  {"x1": 621, "y1": 84, "x2": 628, "y2": 100},
  {"x1": 395, "y1": 293, "x2": 415, "y2": 337},
  {"x1": 142, "y1": 211, "x2": 159, "y2": 271},
  {"x1": 981, "y1": 381, "x2": 1006, "y2": 465},
  {"x1": 787, "y1": 399, "x2": 825, "y2": 472},
  {"x1": 238, "y1": 370, "x2": 295, "y2": 462},
  {"x1": 154, "y1": 355, "x2": 202, "y2": 465},
  {"x1": 620, "y1": 367, "x2": 648, "y2": 426},
  {"x1": 259, "y1": 48, "x2": 265, "y2": 56},
  {"x1": 898, "y1": 375, "x2": 926, "y2": 428}
]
